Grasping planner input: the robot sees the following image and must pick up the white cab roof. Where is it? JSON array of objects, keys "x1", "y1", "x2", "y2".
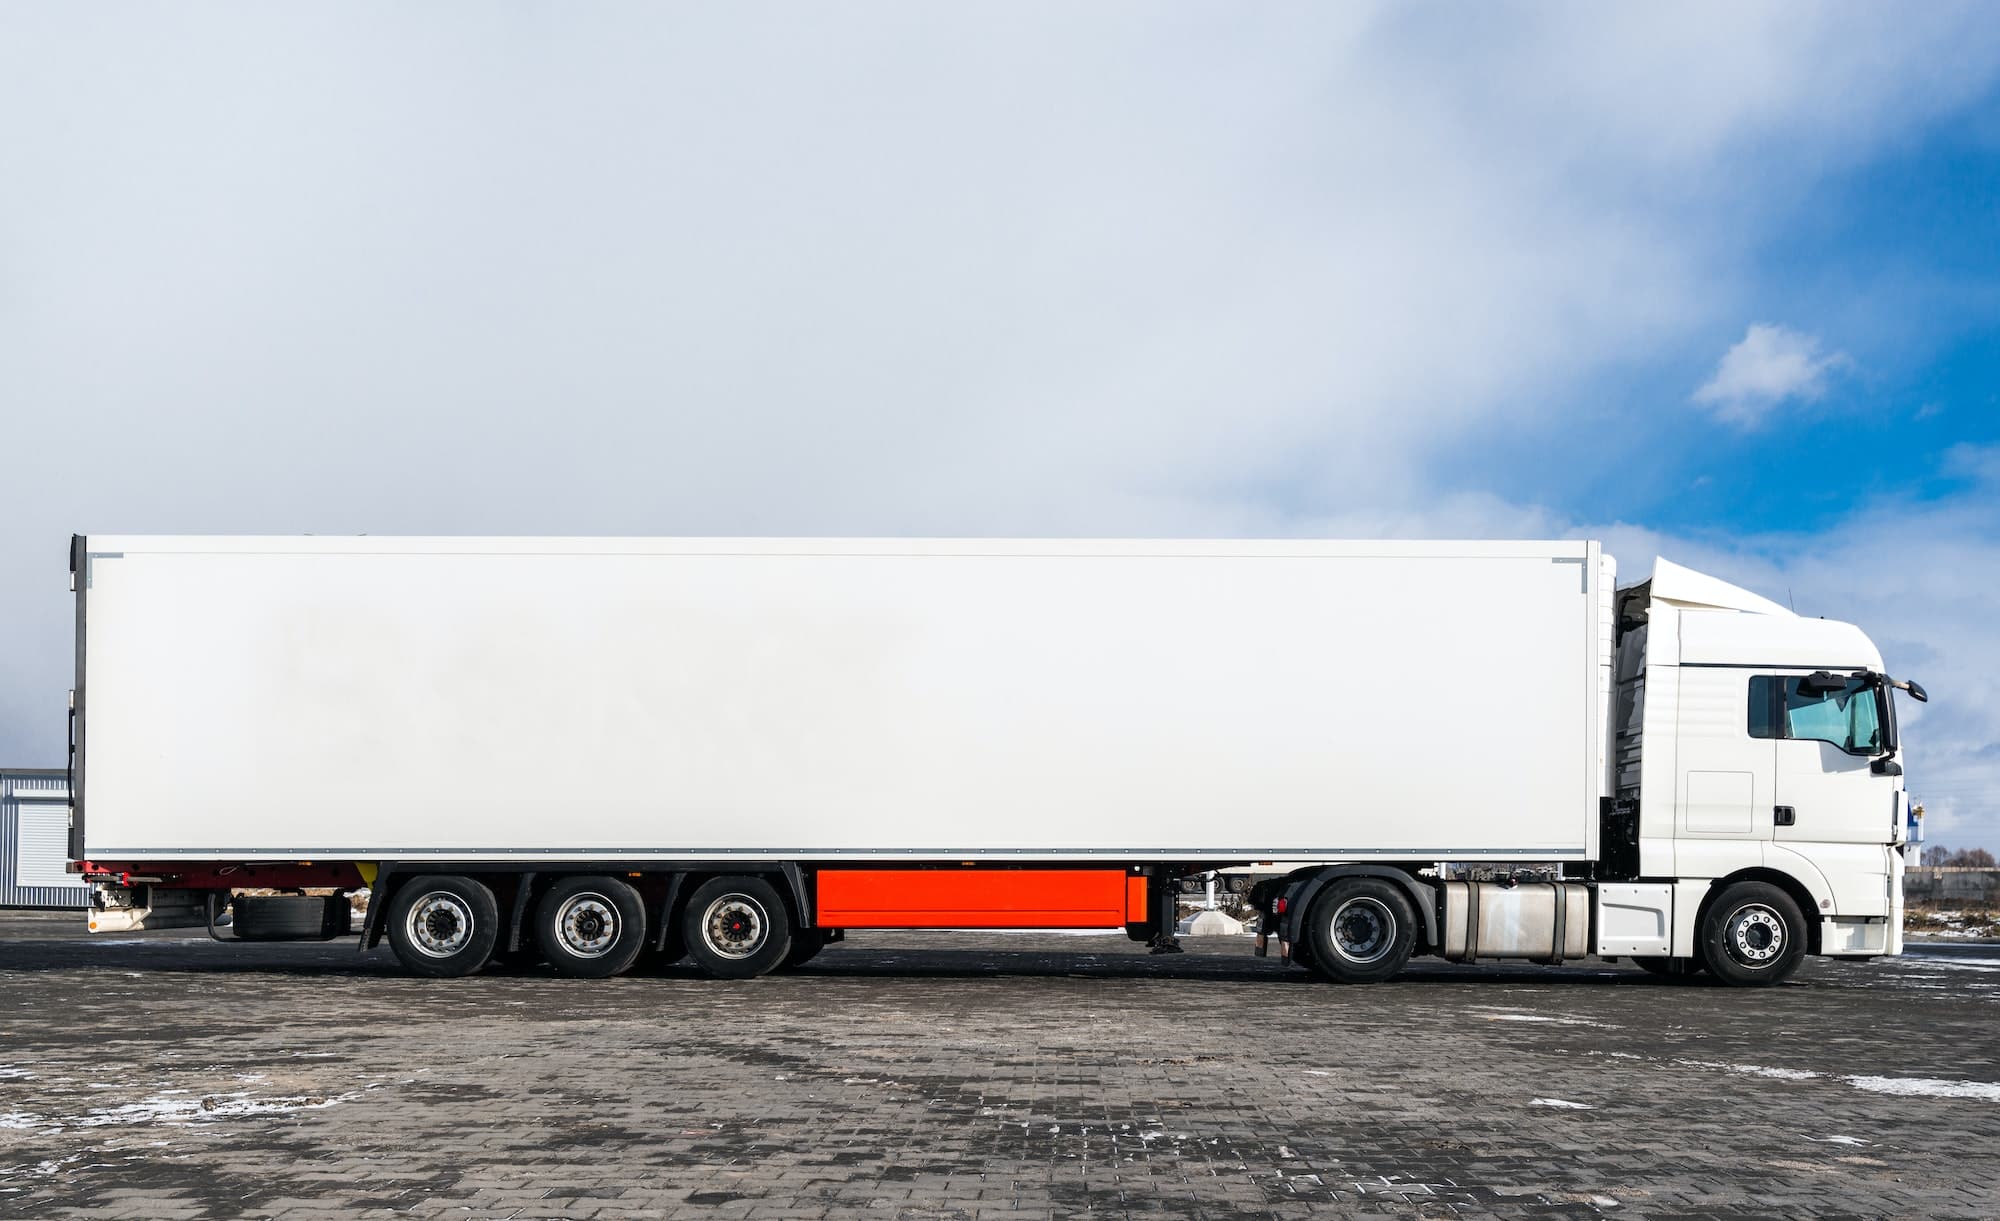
[{"x1": 1652, "y1": 557, "x2": 1882, "y2": 670}]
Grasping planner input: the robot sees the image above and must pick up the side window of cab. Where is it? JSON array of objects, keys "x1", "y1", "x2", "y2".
[{"x1": 1748, "y1": 675, "x2": 1884, "y2": 755}]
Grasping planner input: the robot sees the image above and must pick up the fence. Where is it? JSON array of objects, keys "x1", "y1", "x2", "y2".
[{"x1": 1904, "y1": 868, "x2": 2000, "y2": 906}]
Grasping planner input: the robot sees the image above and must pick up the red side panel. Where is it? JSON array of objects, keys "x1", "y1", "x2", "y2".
[{"x1": 816, "y1": 869, "x2": 1138, "y2": 929}]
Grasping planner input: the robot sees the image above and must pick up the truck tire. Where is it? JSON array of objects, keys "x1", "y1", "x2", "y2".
[
  {"x1": 683, "y1": 875, "x2": 793, "y2": 979},
  {"x1": 1632, "y1": 956, "x2": 1704, "y2": 979},
  {"x1": 534, "y1": 876, "x2": 649, "y2": 979},
  {"x1": 386, "y1": 875, "x2": 500, "y2": 978},
  {"x1": 1303, "y1": 878, "x2": 1417, "y2": 984},
  {"x1": 1699, "y1": 881, "x2": 1806, "y2": 987}
]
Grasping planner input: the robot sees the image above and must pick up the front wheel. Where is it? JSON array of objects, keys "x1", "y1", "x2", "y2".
[
  {"x1": 682, "y1": 875, "x2": 793, "y2": 979},
  {"x1": 1303, "y1": 878, "x2": 1417, "y2": 984},
  {"x1": 1699, "y1": 882, "x2": 1807, "y2": 987}
]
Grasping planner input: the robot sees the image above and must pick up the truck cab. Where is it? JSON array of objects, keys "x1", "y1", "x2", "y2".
[{"x1": 1618, "y1": 559, "x2": 1918, "y2": 968}]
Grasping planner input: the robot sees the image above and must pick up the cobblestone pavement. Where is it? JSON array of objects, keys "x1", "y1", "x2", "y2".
[{"x1": 2, "y1": 910, "x2": 1998, "y2": 1219}]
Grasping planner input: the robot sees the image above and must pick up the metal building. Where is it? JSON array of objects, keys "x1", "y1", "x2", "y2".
[{"x1": 2, "y1": 767, "x2": 87, "y2": 909}]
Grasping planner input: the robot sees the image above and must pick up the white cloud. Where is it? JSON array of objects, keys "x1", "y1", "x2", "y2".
[
  {"x1": 1692, "y1": 323, "x2": 1851, "y2": 425},
  {"x1": 1942, "y1": 442, "x2": 2000, "y2": 485}
]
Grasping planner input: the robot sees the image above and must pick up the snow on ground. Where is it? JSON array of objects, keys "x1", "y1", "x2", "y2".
[
  {"x1": 1673, "y1": 1060, "x2": 1822, "y2": 1081},
  {"x1": 0, "y1": 1091, "x2": 353, "y2": 1134},
  {"x1": 1576, "y1": 1048, "x2": 2000, "y2": 1103},
  {"x1": 1474, "y1": 1008, "x2": 1614, "y2": 1028},
  {"x1": 1529, "y1": 1098, "x2": 1594, "y2": 1110},
  {"x1": 1845, "y1": 1076, "x2": 2000, "y2": 1102}
]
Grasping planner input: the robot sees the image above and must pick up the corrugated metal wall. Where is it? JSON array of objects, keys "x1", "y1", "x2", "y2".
[{"x1": 2, "y1": 768, "x2": 88, "y2": 908}]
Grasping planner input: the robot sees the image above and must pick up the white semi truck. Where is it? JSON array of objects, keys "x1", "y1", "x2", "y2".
[{"x1": 68, "y1": 535, "x2": 1924, "y2": 987}]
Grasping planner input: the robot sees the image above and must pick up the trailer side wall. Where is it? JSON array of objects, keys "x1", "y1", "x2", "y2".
[{"x1": 77, "y1": 538, "x2": 1604, "y2": 862}]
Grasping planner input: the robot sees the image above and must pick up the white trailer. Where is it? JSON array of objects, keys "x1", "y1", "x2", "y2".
[{"x1": 70, "y1": 536, "x2": 1923, "y2": 986}]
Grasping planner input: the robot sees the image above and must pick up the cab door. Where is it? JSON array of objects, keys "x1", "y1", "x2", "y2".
[
  {"x1": 1763, "y1": 673, "x2": 1895, "y2": 846},
  {"x1": 1672, "y1": 666, "x2": 1775, "y2": 880}
]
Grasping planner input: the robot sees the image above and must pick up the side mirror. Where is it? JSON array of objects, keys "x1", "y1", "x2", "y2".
[{"x1": 1903, "y1": 679, "x2": 1929, "y2": 703}]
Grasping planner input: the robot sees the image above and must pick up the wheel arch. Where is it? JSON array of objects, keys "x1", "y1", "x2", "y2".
[
  {"x1": 1699, "y1": 867, "x2": 1823, "y2": 956},
  {"x1": 1281, "y1": 865, "x2": 1439, "y2": 953},
  {"x1": 654, "y1": 864, "x2": 812, "y2": 951}
]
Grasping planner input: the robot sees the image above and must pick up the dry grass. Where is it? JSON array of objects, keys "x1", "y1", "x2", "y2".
[{"x1": 1904, "y1": 903, "x2": 2000, "y2": 940}]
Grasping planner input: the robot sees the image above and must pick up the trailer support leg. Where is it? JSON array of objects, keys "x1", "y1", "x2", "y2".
[{"x1": 1147, "y1": 867, "x2": 1183, "y2": 955}]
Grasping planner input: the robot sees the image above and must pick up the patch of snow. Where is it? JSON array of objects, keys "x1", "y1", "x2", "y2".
[
  {"x1": 0, "y1": 1113, "x2": 45, "y2": 1130},
  {"x1": 1846, "y1": 1076, "x2": 2000, "y2": 1102},
  {"x1": 1809, "y1": 1135, "x2": 1870, "y2": 1146},
  {"x1": 1675, "y1": 1059, "x2": 1821, "y2": 1081},
  {"x1": 1476, "y1": 1009, "x2": 1611, "y2": 1028},
  {"x1": 70, "y1": 1091, "x2": 351, "y2": 1128},
  {"x1": 1529, "y1": 1097, "x2": 1593, "y2": 1110}
]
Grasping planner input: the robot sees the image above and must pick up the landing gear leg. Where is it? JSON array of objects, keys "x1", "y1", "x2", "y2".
[{"x1": 1148, "y1": 867, "x2": 1183, "y2": 955}]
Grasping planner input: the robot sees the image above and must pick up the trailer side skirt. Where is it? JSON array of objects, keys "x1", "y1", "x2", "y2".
[{"x1": 815, "y1": 868, "x2": 1146, "y2": 929}]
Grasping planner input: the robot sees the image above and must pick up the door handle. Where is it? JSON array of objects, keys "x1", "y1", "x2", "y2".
[{"x1": 1774, "y1": 805, "x2": 1796, "y2": 827}]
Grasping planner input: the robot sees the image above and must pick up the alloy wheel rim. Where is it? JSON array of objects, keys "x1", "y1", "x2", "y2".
[
  {"x1": 1727, "y1": 904, "x2": 1785, "y2": 965},
  {"x1": 557, "y1": 893, "x2": 619, "y2": 957},
  {"x1": 1330, "y1": 897, "x2": 1394, "y2": 964},
  {"x1": 703, "y1": 895, "x2": 767, "y2": 959},
  {"x1": 407, "y1": 893, "x2": 473, "y2": 958}
]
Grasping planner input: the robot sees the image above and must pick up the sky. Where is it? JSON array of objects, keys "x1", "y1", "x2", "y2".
[{"x1": 2, "y1": 4, "x2": 1997, "y2": 846}]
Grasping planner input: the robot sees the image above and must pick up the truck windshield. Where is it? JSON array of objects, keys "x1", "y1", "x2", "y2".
[{"x1": 1749, "y1": 675, "x2": 1885, "y2": 755}]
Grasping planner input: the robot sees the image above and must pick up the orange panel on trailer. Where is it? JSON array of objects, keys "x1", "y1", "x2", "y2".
[{"x1": 816, "y1": 869, "x2": 1137, "y2": 929}]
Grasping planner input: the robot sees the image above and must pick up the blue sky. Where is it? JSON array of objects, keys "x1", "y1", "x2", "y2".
[
  {"x1": 1439, "y1": 91, "x2": 2000, "y2": 540},
  {"x1": 1, "y1": 4, "x2": 1997, "y2": 845}
]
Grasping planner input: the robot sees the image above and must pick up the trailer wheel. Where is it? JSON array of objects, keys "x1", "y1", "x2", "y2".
[
  {"x1": 1632, "y1": 956, "x2": 1704, "y2": 979},
  {"x1": 386, "y1": 875, "x2": 500, "y2": 978},
  {"x1": 1303, "y1": 878, "x2": 1417, "y2": 984},
  {"x1": 683, "y1": 875, "x2": 793, "y2": 979},
  {"x1": 534, "y1": 876, "x2": 649, "y2": 979},
  {"x1": 1700, "y1": 881, "x2": 1806, "y2": 987}
]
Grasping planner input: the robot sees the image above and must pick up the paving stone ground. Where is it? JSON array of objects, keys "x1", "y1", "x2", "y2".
[{"x1": 1, "y1": 909, "x2": 1997, "y2": 1218}]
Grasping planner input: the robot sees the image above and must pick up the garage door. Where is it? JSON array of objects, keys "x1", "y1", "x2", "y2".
[{"x1": 15, "y1": 802, "x2": 81, "y2": 891}]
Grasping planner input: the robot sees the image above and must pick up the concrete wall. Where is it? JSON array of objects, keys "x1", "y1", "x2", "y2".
[{"x1": 1905, "y1": 868, "x2": 2000, "y2": 906}]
